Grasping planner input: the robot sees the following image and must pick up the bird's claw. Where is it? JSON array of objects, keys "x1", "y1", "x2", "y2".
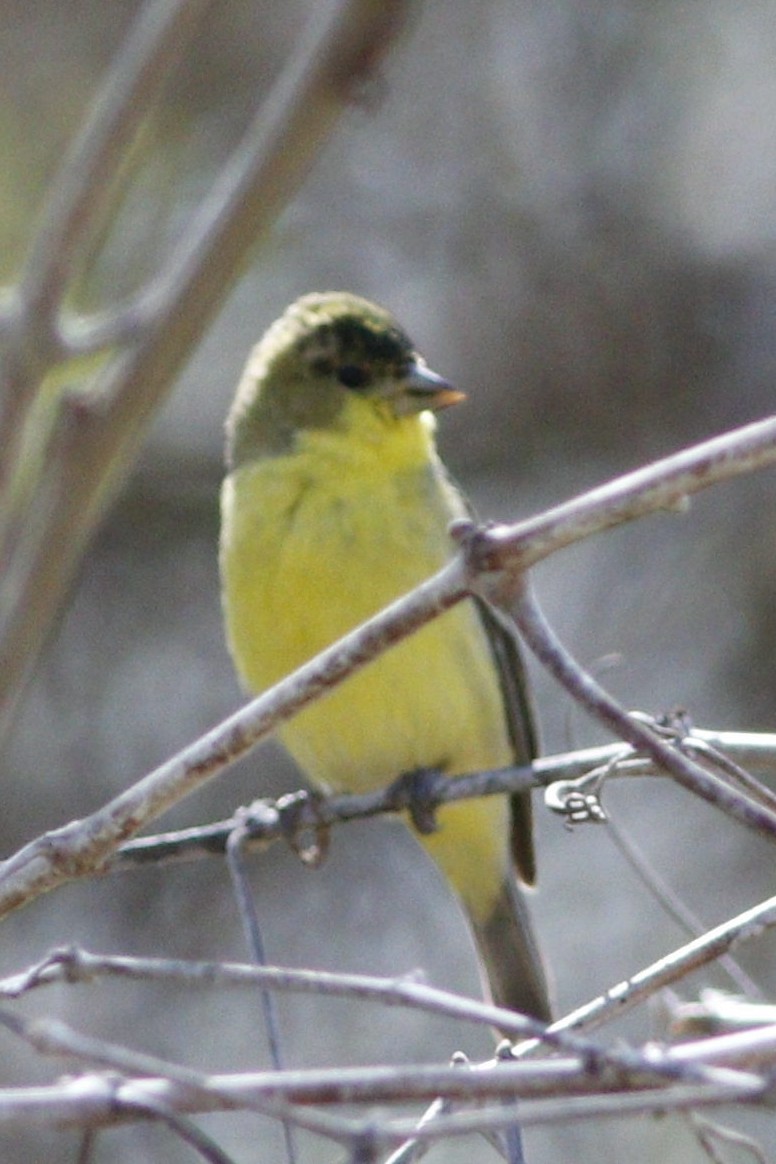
[{"x1": 387, "y1": 767, "x2": 443, "y2": 835}]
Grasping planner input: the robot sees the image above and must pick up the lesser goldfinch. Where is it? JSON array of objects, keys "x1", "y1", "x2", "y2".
[{"x1": 220, "y1": 292, "x2": 550, "y2": 1020}]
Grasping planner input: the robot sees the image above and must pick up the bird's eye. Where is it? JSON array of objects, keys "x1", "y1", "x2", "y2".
[{"x1": 336, "y1": 364, "x2": 371, "y2": 390}]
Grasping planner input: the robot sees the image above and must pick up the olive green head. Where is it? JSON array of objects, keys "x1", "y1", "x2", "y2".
[{"x1": 225, "y1": 292, "x2": 463, "y2": 468}]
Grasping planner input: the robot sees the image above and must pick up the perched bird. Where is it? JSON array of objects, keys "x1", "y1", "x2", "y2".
[{"x1": 220, "y1": 292, "x2": 550, "y2": 1021}]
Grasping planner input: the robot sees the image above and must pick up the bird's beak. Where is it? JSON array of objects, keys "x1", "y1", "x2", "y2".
[{"x1": 392, "y1": 359, "x2": 466, "y2": 416}]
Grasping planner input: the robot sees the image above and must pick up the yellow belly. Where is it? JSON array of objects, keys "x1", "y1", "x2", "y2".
[{"x1": 220, "y1": 439, "x2": 514, "y2": 915}]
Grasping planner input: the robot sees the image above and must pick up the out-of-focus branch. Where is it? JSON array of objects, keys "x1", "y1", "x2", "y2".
[
  {"x1": 1, "y1": 930, "x2": 774, "y2": 1147},
  {"x1": 0, "y1": 0, "x2": 416, "y2": 731},
  {"x1": 0, "y1": 0, "x2": 210, "y2": 483},
  {"x1": 17, "y1": 0, "x2": 211, "y2": 336}
]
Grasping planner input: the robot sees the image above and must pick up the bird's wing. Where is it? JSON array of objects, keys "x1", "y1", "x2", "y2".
[{"x1": 473, "y1": 596, "x2": 539, "y2": 886}]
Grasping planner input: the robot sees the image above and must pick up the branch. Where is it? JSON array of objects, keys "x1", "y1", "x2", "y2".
[
  {"x1": 1, "y1": 938, "x2": 774, "y2": 1145},
  {"x1": 0, "y1": 947, "x2": 540, "y2": 1038},
  {"x1": 5, "y1": 882, "x2": 775, "y2": 1039},
  {"x1": 464, "y1": 413, "x2": 776, "y2": 575},
  {"x1": 0, "y1": 559, "x2": 464, "y2": 919},
  {"x1": 0, "y1": 0, "x2": 211, "y2": 486},
  {"x1": 512, "y1": 589, "x2": 776, "y2": 838},
  {"x1": 1, "y1": 416, "x2": 776, "y2": 918},
  {"x1": 0, "y1": 0, "x2": 416, "y2": 728},
  {"x1": 18, "y1": 0, "x2": 210, "y2": 333},
  {"x1": 0, "y1": 1025, "x2": 762, "y2": 1138},
  {"x1": 105, "y1": 728, "x2": 776, "y2": 871},
  {"x1": 514, "y1": 892, "x2": 776, "y2": 1045}
]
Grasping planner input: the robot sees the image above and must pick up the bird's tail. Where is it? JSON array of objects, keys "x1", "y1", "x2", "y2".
[{"x1": 466, "y1": 875, "x2": 552, "y2": 1023}]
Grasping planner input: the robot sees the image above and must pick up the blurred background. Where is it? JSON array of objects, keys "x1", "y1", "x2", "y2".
[{"x1": 2, "y1": 0, "x2": 776, "y2": 1159}]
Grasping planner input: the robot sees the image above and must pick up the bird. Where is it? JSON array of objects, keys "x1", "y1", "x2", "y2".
[{"x1": 219, "y1": 291, "x2": 550, "y2": 1021}]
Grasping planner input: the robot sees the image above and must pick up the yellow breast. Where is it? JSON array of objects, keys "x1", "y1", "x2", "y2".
[{"x1": 219, "y1": 411, "x2": 514, "y2": 910}]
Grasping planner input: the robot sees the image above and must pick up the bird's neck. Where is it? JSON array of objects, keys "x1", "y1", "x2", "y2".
[{"x1": 296, "y1": 405, "x2": 439, "y2": 480}]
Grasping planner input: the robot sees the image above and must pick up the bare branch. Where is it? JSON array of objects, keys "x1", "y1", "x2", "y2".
[
  {"x1": 464, "y1": 413, "x2": 776, "y2": 576},
  {"x1": 0, "y1": 941, "x2": 773, "y2": 1146},
  {"x1": 10, "y1": 937, "x2": 776, "y2": 1090},
  {"x1": 0, "y1": 559, "x2": 464, "y2": 919},
  {"x1": 540, "y1": 731, "x2": 776, "y2": 783},
  {"x1": 4, "y1": 881, "x2": 776, "y2": 1042},
  {"x1": 18, "y1": 0, "x2": 211, "y2": 331},
  {"x1": 0, "y1": 1045, "x2": 760, "y2": 1137},
  {"x1": 3, "y1": 414, "x2": 776, "y2": 917},
  {"x1": 512, "y1": 588, "x2": 776, "y2": 839},
  {"x1": 0, "y1": 0, "x2": 416, "y2": 729},
  {"x1": 108, "y1": 728, "x2": 776, "y2": 871},
  {"x1": 515, "y1": 893, "x2": 776, "y2": 1044},
  {"x1": 0, "y1": 947, "x2": 541, "y2": 1037},
  {"x1": 0, "y1": 0, "x2": 211, "y2": 512}
]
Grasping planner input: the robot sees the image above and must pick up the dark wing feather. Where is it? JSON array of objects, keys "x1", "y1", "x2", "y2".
[
  {"x1": 432, "y1": 458, "x2": 540, "y2": 885},
  {"x1": 473, "y1": 596, "x2": 539, "y2": 886}
]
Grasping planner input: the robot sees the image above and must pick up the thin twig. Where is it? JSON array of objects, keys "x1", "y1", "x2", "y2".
[
  {"x1": 0, "y1": 946, "x2": 541, "y2": 1039},
  {"x1": 603, "y1": 807, "x2": 763, "y2": 997},
  {"x1": 0, "y1": 1041, "x2": 760, "y2": 1125},
  {"x1": 0, "y1": 956, "x2": 769, "y2": 1096},
  {"x1": 690, "y1": 1111, "x2": 769, "y2": 1164},
  {"x1": 681, "y1": 736, "x2": 776, "y2": 815},
  {"x1": 107, "y1": 728, "x2": 776, "y2": 872},
  {"x1": 225, "y1": 826, "x2": 297, "y2": 1164},
  {"x1": 389, "y1": 1081, "x2": 763, "y2": 1141},
  {"x1": 513, "y1": 893, "x2": 776, "y2": 1048},
  {"x1": 6, "y1": 884, "x2": 773, "y2": 1054},
  {"x1": 382, "y1": 1095, "x2": 448, "y2": 1164},
  {"x1": 0, "y1": 1066, "x2": 758, "y2": 1140},
  {"x1": 4, "y1": 899, "x2": 775, "y2": 1051},
  {"x1": 512, "y1": 586, "x2": 776, "y2": 840},
  {"x1": 0, "y1": 978, "x2": 769, "y2": 1144},
  {"x1": 0, "y1": 1006, "x2": 337, "y2": 1143}
]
